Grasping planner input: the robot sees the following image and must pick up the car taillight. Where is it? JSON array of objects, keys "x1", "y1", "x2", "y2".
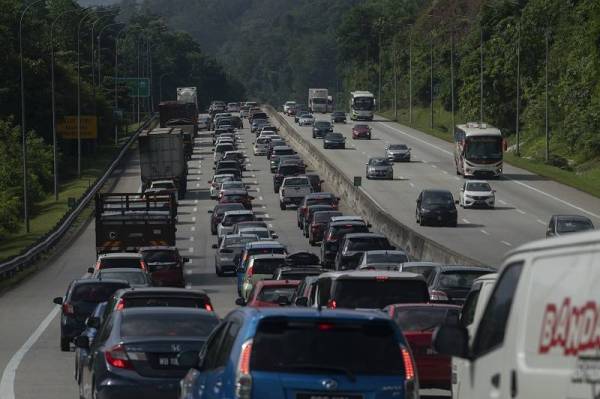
[
  {"x1": 401, "y1": 345, "x2": 418, "y2": 399},
  {"x1": 105, "y1": 344, "x2": 133, "y2": 369},
  {"x1": 205, "y1": 303, "x2": 214, "y2": 312},
  {"x1": 235, "y1": 339, "x2": 253, "y2": 399},
  {"x1": 247, "y1": 266, "x2": 254, "y2": 278},
  {"x1": 62, "y1": 303, "x2": 74, "y2": 315},
  {"x1": 139, "y1": 260, "x2": 147, "y2": 271},
  {"x1": 115, "y1": 298, "x2": 125, "y2": 311},
  {"x1": 430, "y1": 290, "x2": 449, "y2": 302},
  {"x1": 95, "y1": 261, "x2": 101, "y2": 271},
  {"x1": 311, "y1": 224, "x2": 319, "y2": 231},
  {"x1": 326, "y1": 299, "x2": 337, "y2": 309}
]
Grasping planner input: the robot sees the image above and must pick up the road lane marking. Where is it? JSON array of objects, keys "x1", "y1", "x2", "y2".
[
  {"x1": 537, "y1": 219, "x2": 546, "y2": 225},
  {"x1": 454, "y1": 176, "x2": 460, "y2": 181},
  {"x1": 265, "y1": 214, "x2": 270, "y2": 218},
  {"x1": 268, "y1": 223, "x2": 273, "y2": 228},
  {"x1": 191, "y1": 226, "x2": 196, "y2": 231},
  {"x1": 188, "y1": 247, "x2": 194, "y2": 253},
  {"x1": 189, "y1": 236, "x2": 194, "y2": 242},
  {"x1": 196, "y1": 183, "x2": 200, "y2": 188},
  {"x1": 194, "y1": 199, "x2": 198, "y2": 204},
  {"x1": 480, "y1": 229, "x2": 490, "y2": 236},
  {"x1": 256, "y1": 187, "x2": 260, "y2": 192},
  {"x1": 409, "y1": 182, "x2": 415, "y2": 188},
  {"x1": 498, "y1": 200, "x2": 507, "y2": 205},
  {"x1": 442, "y1": 170, "x2": 448, "y2": 175},
  {"x1": 192, "y1": 217, "x2": 196, "y2": 222},
  {"x1": 431, "y1": 164, "x2": 438, "y2": 169},
  {"x1": 462, "y1": 218, "x2": 470, "y2": 224},
  {"x1": 193, "y1": 207, "x2": 197, "y2": 212},
  {"x1": 259, "y1": 196, "x2": 263, "y2": 201},
  {"x1": 516, "y1": 209, "x2": 526, "y2": 214},
  {"x1": 501, "y1": 241, "x2": 512, "y2": 247}
]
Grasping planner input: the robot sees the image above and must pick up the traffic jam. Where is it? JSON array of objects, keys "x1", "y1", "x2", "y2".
[{"x1": 51, "y1": 92, "x2": 600, "y2": 399}]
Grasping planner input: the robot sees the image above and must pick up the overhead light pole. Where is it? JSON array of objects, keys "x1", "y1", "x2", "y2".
[{"x1": 97, "y1": 22, "x2": 122, "y2": 90}]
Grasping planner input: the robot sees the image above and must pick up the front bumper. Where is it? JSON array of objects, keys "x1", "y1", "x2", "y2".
[
  {"x1": 367, "y1": 170, "x2": 393, "y2": 179},
  {"x1": 282, "y1": 196, "x2": 304, "y2": 205},
  {"x1": 463, "y1": 196, "x2": 495, "y2": 208},
  {"x1": 324, "y1": 142, "x2": 345, "y2": 148},
  {"x1": 388, "y1": 153, "x2": 411, "y2": 161},
  {"x1": 421, "y1": 213, "x2": 457, "y2": 225}
]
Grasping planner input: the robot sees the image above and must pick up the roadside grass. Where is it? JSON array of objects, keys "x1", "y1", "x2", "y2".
[{"x1": 380, "y1": 106, "x2": 600, "y2": 199}]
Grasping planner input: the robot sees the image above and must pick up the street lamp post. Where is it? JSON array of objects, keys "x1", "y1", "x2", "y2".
[
  {"x1": 545, "y1": 28, "x2": 550, "y2": 162},
  {"x1": 19, "y1": 0, "x2": 46, "y2": 232},
  {"x1": 114, "y1": 27, "x2": 128, "y2": 145},
  {"x1": 516, "y1": 21, "x2": 521, "y2": 157},
  {"x1": 159, "y1": 72, "x2": 172, "y2": 103},
  {"x1": 480, "y1": 25, "x2": 484, "y2": 122},
  {"x1": 97, "y1": 22, "x2": 122, "y2": 90},
  {"x1": 430, "y1": 32, "x2": 434, "y2": 129}
]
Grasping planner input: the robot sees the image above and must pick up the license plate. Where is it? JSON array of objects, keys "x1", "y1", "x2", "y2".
[
  {"x1": 297, "y1": 394, "x2": 362, "y2": 399},
  {"x1": 158, "y1": 357, "x2": 179, "y2": 367}
]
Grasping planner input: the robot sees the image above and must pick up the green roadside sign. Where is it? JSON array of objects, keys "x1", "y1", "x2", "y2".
[{"x1": 114, "y1": 77, "x2": 150, "y2": 97}]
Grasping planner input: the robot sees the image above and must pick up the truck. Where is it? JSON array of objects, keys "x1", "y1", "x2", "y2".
[
  {"x1": 308, "y1": 88, "x2": 329, "y2": 113},
  {"x1": 349, "y1": 91, "x2": 376, "y2": 121},
  {"x1": 279, "y1": 175, "x2": 313, "y2": 210},
  {"x1": 94, "y1": 192, "x2": 177, "y2": 255},
  {"x1": 138, "y1": 127, "x2": 188, "y2": 198},
  {"x1": 177, "y1": 87, "x2": 198, "y2": 112},
  {"x1": 327, "y1": 95, "x2": 334, "y2": 113}
]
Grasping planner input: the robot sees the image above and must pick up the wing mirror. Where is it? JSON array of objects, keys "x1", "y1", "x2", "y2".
[
  {"x1": 86, "y1": 317, "x2": 100, "y2": 329},
  {"x1": 53, "y1": 297, "x2": 63, "y2": 305},
  {"x1": 74, "y1": 335, "x2": 90, "y2": 349},
  {"x1": 433, "y1": 324, "x2": 470, "y2": 359},
  {"x1": 235, "y1": 297, "x2": 247, "y2": 306},
  {"x1": 87, "y1": 267, "x2": 94, "y2": 274}
]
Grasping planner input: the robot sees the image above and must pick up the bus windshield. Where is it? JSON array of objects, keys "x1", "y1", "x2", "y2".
[
  {"x1": 353, "y1": 97, "x2": 374, "y2": 110},
  {"x1": 465, "y1": 136, "x2": 503, "y2": 162}
]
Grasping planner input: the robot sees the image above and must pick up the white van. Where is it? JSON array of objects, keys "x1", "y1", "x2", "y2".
[
  {"x1": 435, "y1": 230, "x2": 600, "y2": 399},
  {"x1": 452, "y1": 273, "x2": 498, "y2": 399}
]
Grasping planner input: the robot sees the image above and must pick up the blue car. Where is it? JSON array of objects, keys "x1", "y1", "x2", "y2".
[
  {"x1": 179, "y1": 307, "x2": 419, "y2": 399},
  {"x1": 74, "y1": 302, "x2": 107, "y2": 392},
  {"x1": 236, "y1": 241, "x2": 287, "y2": 296}
]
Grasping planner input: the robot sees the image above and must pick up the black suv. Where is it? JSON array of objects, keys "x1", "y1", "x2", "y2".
[
  {"x1": 312, "y1": 120, "x2": 333, "y2": 138},
  {"x1": 320, "y1": 220, "x2": 370, "y2": 268},
  {"x1": 416, "y1": 189, "x2": 458, "y2": 227},
  {"x1": 334, "y1": 233, "x2": 394, "y2": 270}
]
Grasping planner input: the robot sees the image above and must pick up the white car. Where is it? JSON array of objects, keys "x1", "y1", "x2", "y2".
[
  {"x1": 209, "y1": 174, "x2": 235, "y2": 198},
  {"x1": 227, "y1": 102, "x2": 240, "y2": 112},
  {"x1": 197, "y1": 115, "x2": 210, "y2": 130},
  {"x1": 298, "y1": 114, "x2": 315, "y2": 126},
  {"x1": 279, "y1": 176, "x2": 313, "y2": 210},
  {"x1": 253, "y1": 137, "x2": 269, "y2": 156},
  {"x1": 217, "y1": 210, "x2": 255, "y2": 243},
  {"x1": 458, "y1": 180, "x2": 495, "y2": 208},
  {"x1": 283, "y1": 101, "x2": 297, "y2": 114},
  {"x1": 237, "y1": 226, "x2": 277, "y2": 240}
]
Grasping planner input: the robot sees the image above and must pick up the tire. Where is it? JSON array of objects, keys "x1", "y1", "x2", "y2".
[
  {"x1": 309, "y1": 239, "x2": 315, "y2": 246},
  {"x1": 61, "y1": 336, "x2": 70, "y2": 352},
  {"x1": 280, "y1": 202, "x2": 286, "y2": 210},
  {"x1": 215, "y1": 265, "x2": 224, "y2": 277}
]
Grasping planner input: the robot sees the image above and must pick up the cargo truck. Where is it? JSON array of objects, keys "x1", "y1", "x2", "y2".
[
  {"x1": 95, "y1": 192, "x2": 177, "y2": 255},
  {"x1": 308, "y1": 88, "x2": 329, "y2": 113},
  {"x1": 158, "y1": 101, "x2": 198, "y2": 138},
  {"x1": 138, "y1": 127, "x2": 188, "y2": 198}
]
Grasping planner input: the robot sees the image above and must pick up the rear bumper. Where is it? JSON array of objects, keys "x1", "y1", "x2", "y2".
[
  {"x1": 282, "y1": 197, "x2": 304, "y2": 205},
  {"x1": 97, "y1": 375, "x2": 180, "y2": 399}
]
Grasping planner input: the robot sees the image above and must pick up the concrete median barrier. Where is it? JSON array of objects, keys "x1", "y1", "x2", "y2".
[{"x1": 265, "y1": 105, "x2": 485, "y2": 267}]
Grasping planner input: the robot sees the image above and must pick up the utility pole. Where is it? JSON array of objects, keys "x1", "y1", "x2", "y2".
[
  {"x1": 137, "y1": 37, "x2": 141, "y2": 124},
  {"x1": 450, "y1": 30, "x2": 455, "y2": 133},
  {"x1": 430, "y1": 33, "x2": 434, "y2": 129},
  {"x1": 409, "y1": 29, "x2": 413, "y2": 126},
  {"x1": 516, "y1": 21, "x2": 521, "y2": 157},
  {"x1": 545, "y1": 29, "x2": 550, "y2": 162},
  {"x1": 480, "y1": 24, "x2": 484, "y2": 123},
  {"x1": 393, "y1": 36, "x2": 398, "y2": 121},
  {"x1": 378, "y1": 26, "x2": 382, "y2": 112}
]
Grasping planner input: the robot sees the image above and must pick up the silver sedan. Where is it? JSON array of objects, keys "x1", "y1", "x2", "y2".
[{"x1": 365, "y1": 157, "x2": 394, "y2": 180}]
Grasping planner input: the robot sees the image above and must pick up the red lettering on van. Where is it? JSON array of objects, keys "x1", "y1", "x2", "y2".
[{"x1": 538, "y1": 298, "x2": 600, "y2": 356}]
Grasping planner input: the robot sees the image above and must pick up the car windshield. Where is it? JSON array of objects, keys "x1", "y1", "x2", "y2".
[
  {"x1": 224, "y1": 236, "x2": 259, "y2": 247},
  {"x1": 71, "y1": 283, "x2": 127, "y2": 302},
  {"x1": 423, "y1": 192, "x2": 454, "y2": 206},
  {"x1": 557, "y1": 218, "x2": 594, "y2": 233},
  {"x1": 256, "y1": 286, "x2": 297, "y2": 302},
  {"x1": 123, "y1": 296, "x2": 208, "y2": 308},
  {"x1": 333, "y1": 112, "x2": 345, "y2": 116},
  {"x1": 346, "y1": 237, "x2": 391, "y2": 251},
  {"x1": 328, "y1": 133, "x2": 343, "y2": 139},
  {"x1": 315, "y1": 121, "x2": 331, "y2": 128},
  {"x1": 438, "y1": 271, "x2": 490, "y2": 289},
  {"x1": 370, "y1": 158, "x2": 390, "y2": 166},
  {"x1": 389, "y1": 144, "x2": 407, "y2": 150},
  {"x1": 251, "y1": 318, "x2": 404, "y2": 376},
  {"x1": 141, "y1": 250, "x2": 178, "y2": 263},
  {"x1": 120, "y1": 313, "x2": 218, "y2": 337},
  {"x1": 99, "y1": 271, "x2": 148, "y2": 285},
  {"x1": 466, "y1": 182, "x2": 492, "y2": 192},
  {"x1": 215, "y1": 204, "x2": 244, "y2": 215},
  {"x1": 222, "y1": 182, "x2": 244, "y2": 190},
  {"x1": 333, "y1": 279, "x2": 428, "y2": 308},
  {"x1": 252, "y1": 258, "x2": 286, "y2": 274},
  {"x1": 367, "y1": 253, "x2": 408, "y2": 263},
  {"x1": 314, "y1": 211, "x2": 342, "y2": 223},
  {"x1": 223, "y1": 214, "x2": 253, "y2": 225},
  {"x1": 392, "y1": 307, "x2": 460, "y2": 331},
  {"x1": 275, "y1": 148, "x2": 295, "y2": 155},
  {"x1": 330, "y1": 224, "x2": 369, "y2": 239},
  {"x1": 100, "y1": 258, "x2": 140, "y2": 269},
  {"x1": 284, "y1": 177, "x2": 309, "y2": 186}
]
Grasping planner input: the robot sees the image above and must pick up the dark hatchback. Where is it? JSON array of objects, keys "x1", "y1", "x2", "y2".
[
  {"x1": 302, "y1": 204, "x2": 336, "y2": 237},
  {"x1": 308, "y1": 210, "x2": 343, "y2": 245},
  {"x1": 416, "y1": 189, "x2": 458, "y2": 227},
  {"x1": 320, "y1": 220, "x2": 370, "y2": 268},
  {"x1": 209, "y1": 203, "x2": 246, "y2": 235},
  {"x1": 334, "y1": 233, "x2": 395, "y2": 270},
  {"x1": 303, "y1": 173, "x2": 324, "y2": 192},
  {"x1": 77, "y1": 308, "x2": 219, "y2": 399},
  {"x1": 273, "y1": 163, "x2": 304, "y2": 193},
  {"x1": 401, "y1": 264, "x2": 494, "y2": 304},
  {"x1": 331, "y1": 111, "x2": 347, "y2": 123},
  {"x1": 297, "y1": 193, "x2": 340, "y2": 228},
  {"x1": 54, "y1": 279, "x2": 130, "y2": 351},
  {"x1": 138, "y1": 246, "x2": 189, "y2": 288},
  {"x1": 323, "y1": 132, "x2": 346, "y2": 149},
  {"x1": 312, "y1": 120, "x2": 333, "y2": 138},
  {"x1": 546, "y1": 214, "x2": 595, "y2": 238}
]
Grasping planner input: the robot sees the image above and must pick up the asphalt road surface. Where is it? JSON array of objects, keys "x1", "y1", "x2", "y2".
[{"x1": 278, "y1": 112, "x2": 600, "y2": 267}]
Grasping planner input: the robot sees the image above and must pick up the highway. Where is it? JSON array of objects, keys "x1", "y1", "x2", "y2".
[{"x1": 278, "y1": 112, "x2": 600, "y2": 266}]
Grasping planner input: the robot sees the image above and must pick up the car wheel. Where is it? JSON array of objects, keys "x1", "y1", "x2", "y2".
[
  {"x1": 274, "y1": 187, "x2": 278, "y2": 194},
  {"x1": 309, "y1": 238, "x2": 315, "y2": 246},
  {"x1": 61, "y1": 336, "x2": 70, "y2": 352},
  {"x1": 280, "y1": 202, "x2": 286, "y2": 210},
  {"x1": 450, "y1": 220, "x2": 458, "y2": 227},
  {"x1": 215, "y1": 265, "x2": 224, "y2": 277}
]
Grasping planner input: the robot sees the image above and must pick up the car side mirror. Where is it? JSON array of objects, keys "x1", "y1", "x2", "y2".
[
  {"x1": 455, "y1": 200, "x2": 459, "y2": 205},
  {"x1": 235, "y1": 297, "x2": 247, "y2": 306},
  {"x1": 207, "y1": 180, "x2": 212, "y2": 184},
  {"x1": 74, "y1": 335, "x2": 90, "y2": 349},
  {"x1": 87, "y1": 267, "x2": 94, "y2": 274},
  {"x1": 294, "y1": 297, "x2": 308, "y2": 307},
  {"x1": 177, "y1": 350, "x2": 200, "y2": 369},
  {"x1": 433, "y1": 324, "x2": 470, "y2": 359},
  {"x1": 207, "y1": 210, "x2": 213, "y2": 214},
  {"x1": 320, "y1": 180, "x2": 324, "y2": 183},
  {"x1": 86, "y1": 317, "x2": 100, "y2": 329},
  {"x1": 271, "y1": 233, "x2": 278, "y2": 239},
  {"x1": 53, "y1": 297, "x2": 63, "y2": 305},
  {"x1": 212, "y1": 244, "x2": 218, "y2": 249},
  {"x1": 183, "y1": 257, "x2": 190, "y2": 263}
]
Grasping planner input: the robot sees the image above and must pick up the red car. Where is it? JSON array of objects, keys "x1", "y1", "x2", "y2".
[
  {"x1": 386, "y1": 303, "x2": 461, "y2": 390},
  {"x1": 218, "y1": 189, "x2": 254, "y2": 210},
  {"x1": 297, "y1": 193, "x2": 340, "y2": 229},
  {"x1": 138, "y1": 246, "x2": 188, "y2": 288},
  {"x1": 352, "y1": 124, "x2": 372, "y2": 139},
  {"x1": 243, "y1": 280, "x2": 300, "y2": 307}
]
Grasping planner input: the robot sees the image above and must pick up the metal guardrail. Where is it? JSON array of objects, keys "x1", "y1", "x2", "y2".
[{"x1": 0, "y1": 116, "x2": 157, "y2": 279}]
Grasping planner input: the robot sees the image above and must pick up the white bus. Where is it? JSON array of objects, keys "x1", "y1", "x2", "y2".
[
  {"x1": 454, "y1": 122, "x2": 505, "y2": 178},
  {"x1": 349, "y1": 91, "x2": 375, "y2": 121}
]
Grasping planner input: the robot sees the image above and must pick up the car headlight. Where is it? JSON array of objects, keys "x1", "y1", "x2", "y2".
[
  {"x1": 220, "y1": 257, "x2": 232, "y2": 262},
  {"x1": 421, "y1": 208, "x2": 431, "y2": 213}
]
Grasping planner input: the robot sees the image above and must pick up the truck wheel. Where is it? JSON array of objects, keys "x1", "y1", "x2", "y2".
[{"x1": 280, "y1": 202, "x2": 286, "y2": 210}]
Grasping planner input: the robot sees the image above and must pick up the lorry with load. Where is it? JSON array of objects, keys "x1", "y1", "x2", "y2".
[
  {"x1": 94, "y1": 192, "x2": 177, "y2": 255},
  {"x1": 158, "y1": 101, "x2": 198, "y2": 138},
  {"x1": 308, "y1": 88, "x2": 329, "y2": 113},
  {"x1": 138, "y1": 127, "x2": 188, "y2": 198},
  {"x1": 349, "y1": 91, "x2": 376, "y2": 121},
  {"x1": 176, "y1": 87, "x2": 198, "y2": 110}
]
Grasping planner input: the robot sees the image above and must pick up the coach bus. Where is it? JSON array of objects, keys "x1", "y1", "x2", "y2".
[{"x1": 454, "y1": 122, "x2": 505, "y2": 178}]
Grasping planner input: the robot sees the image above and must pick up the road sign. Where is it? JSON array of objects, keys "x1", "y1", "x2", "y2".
[
  {"x1": 57, "y1": 116, "x2": 97, "y2": 139},
  {"x1": 353, "y1": 176, "x2": 362, "y2": 187},
  {"x1": 115, "y1": 77, "x2": 150, "y2": 97}
]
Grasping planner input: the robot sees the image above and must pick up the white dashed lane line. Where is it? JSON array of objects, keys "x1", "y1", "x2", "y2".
[
  {"x1": 537, "y1": 219, "x2": 547, "y2": 225},
  {"x1": 480, "y1": 229, "x2": 490, "y2": 236},
  {"x1": 501, "y1": 241, "x2": 512, "y2": 247},
  {"x1": 462, "y1": 218, "x2": 470, "y2": 224},
  {"x1": 516, "y1": 209, "x2": 526, "y2": 215}
]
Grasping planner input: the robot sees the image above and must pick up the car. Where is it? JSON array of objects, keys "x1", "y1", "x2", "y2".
[
  {"x1": 249, "y1": 111, "x2": 268, "y2": 124},
  {"x1": 53, "y1": 279, "x2": 129, "y2": 351},
  {"x1": 266, "y1": 138, "x2": 287, "y2": 159},
  {"x1": 307, "y1": 210, "x2": 343, "y2": 245},
  {"x1": 323, "y1": 132, "x2": 346, "y2": 149},
  {"x1": 331, "y1": 110, "x2": 347, "y2": 123},
  {"x1": 306, "y1": 270, "x2": 429, "y2": 309},
  {"x1": 178, "y1": 307, "x2": 419, "y2": 399},
  {"x1": 138, "y1": 246, "x2": 189, "y2": 287},
  {"x1": 279, "y1": 176, "x2": 313, "y2": 209},
  {"x1": 197, "y1": 115, "x2": 210, "y2": 130},
  {"x1": 334, "y1": 232, "x2": 395, "y2": 270},
  {"x1": 302, "y1": 204, "x2": 336, "y2": 237},
  {"x1": 283, "y1": 101, "x2": 297, "y2": 114},
  {"x1": 92, "y1": 268, "x2": 153, "y2": 288},
  {"x1": 302, "y1": 172, "x2": 324, "y2": 192},
  {"x1": 217, "y1": 210, "x2": 256, "y2": 242},
  {"x1": 227, "y1": 102, "x2": 240, "y2": 112},
  {"x1": 208, "y1": 202, "x2": 245, "y2": 235},
  {"x1": 546, "y1": 214, "x2": 595, "y2": 237},
  {"x1": 236, "y1": 241, "x2": 288, "y2": 296},
  {"x1": 77, "y1": 307, "x2": 219, "y2": 399},
  {"x1": 74, "y1": 302, "x2": 106, "y2": 391},
  {"x1": 298, "y1": 113, "x2": 315, "y2": 126},
  {"x1": 214, "y1": 142, "x2": 235, "y2": 162},
  {"x1": 253, "y1": 136, "x2": 269, "y2": 155},
  {"x1": 238, "y1": 279, "x2": 301, "y2": 307},
  {"x1": 320, "y1": 220, "x2": 370, "y2": 268},
  {"x1": 221, "y1": 151, "x2": 246, "y2": 170},
  {"x1": 231, "y1": 220, "x2": 270, "y2": 235},
  {"x1": 147, "y1": 179, "x2": 179, "y2": 200},
  {"x1": 273, "y1": 163, "x2": 305, "y2": 193},
  {"x1": 297, "y1": 192, "x2": 340, "y2": 229},
  {"x1": 294, "y1": 110, "x2": 310, "y2": 123},
  {"x1": 213, "y1": 167, "x2": 242, "y2": 180},
  {"x1": 218, "y1": 189, "x2": 254, "y2": 210},
  {"x1": 386, "y1": 143, "x2": 411, "y2": 162},
  {"x1": 237, "y1": 226, "x2": 277, "y2": 241},
  {"x1": 208, "y1": 174, "x2": 235, "y2": 198},
  {"x1": 458, "y1": 180, "x2": 496, "y2": 208},
  {"x1": 416, "y1": 189, "x2": 459, "y2": 227},
  {"x1": 218, "y1": 180, "x2": 247, "y2": 198},
  {"x1": 387, "y1": 303, "x2": 461, "y2": 390},
  {"x1": 213, "y1": 234, "x2": 259, "y2": 276},
  {"x1": 271, "y1": 155, "x2": 304, "y2": 174},
  {"x1": 352, "y1": 123, "x2": 372, "y2": 139},
  {"x1": 214, "y1": 159, "x2": 242, "y2": 175},
  {"x1": 251, "y1": 119, "x2": 268, "y2": 133},
  {"x1": 269, "y1": 145, "x2": 296, "y2": 171},
  {"x1": 89, "y1": 253, "x2": 146, "y2": 274},
  {"x1": 401, "y1": 263, "x2": 495, "y2": 304},
  {"x1": 366, "y1": 157, "x2": 393, "y2": 179},
  {"x1": 356, "y1": 249, "x2": 410, "y2": 270},
  {"x1": 240, "y1": 253, "x2": 288, "y2": 301},
  {"x1": 311, "y1": 120, "x2": 333, "y2": 138},
  {"x1": 272, "y1": 266, "x2": 326, "y2": 281}
]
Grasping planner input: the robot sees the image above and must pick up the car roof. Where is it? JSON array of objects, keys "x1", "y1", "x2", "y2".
[
  {"x1": 277, "y1": 266, "x2": 325, "y2": 273},
  {"x1": 369, "y1": 157, "x2": 388, "y2": 161},
  {"x1": 119, "y1": 307, "x2": 216, "y2": 317},
  {"x1": 364, "y1": 249, "x2": 407, "y2": 255},
  {"x1": 256, "y1": 279, "x2": 301, "y2": 288},
  {"x1": 221, "y1": 189, "x2": 249, "y2": 195},
  {"x1": 138, "y1": 246, "x2": 177, "y2": 251},
  {"x1": 97, "y1": 268, "x2": 147, "y2": 274},
  {"x1": 554, "y1": 214, "x2": 593, "y2": 221},
  {"x1": 306, "y1": 192, "x2": 335, "y2": 199},
  {"x1": 465, "y1": 180, "x2": 489, "y2": 185},
  {"x1": 386, "y1": 303, "x2": 462, "y2": 310},
  {"x1": 249, "y1": 253, "x2": 287, "y2": 260},
  {"x1": 330, "y1": 220, "x2": 367, "y2": 227},
  {"x1": 235, "y1": 306, "x2": 394, "y2": 321},
  {"x1": 437, "y1": 265, "x2": 495, "y2": 272},
  {"x1": 116, "y1": 287, "x2": 208, "y2": 297},
  {"x1": 422, "y1": 189, "x2": 453, "y2": 195},
  {"x1": 223, "y1": 210, "x2": 254, "y2": 216},
  {"x1": 98, "y1": 252, "x2": 142, "y2": 259},
  {"x1": 330, "y1": 215, "x2": 363, "y2": 222},
  {"x1": 72, "y1": 278, "x2": 130, "y2": 286},
  {"x1": 342, "y1": 232, "x2": 386, "y2": 239},
  {"x1": 214, "y1": 203, "x2": 244, "y2": 210},
  {"x1": 400, "y1": 261, "x2": 441, "y2": 267},
  {"x1": 273, "y1": 145, "x2": 292, "y2": 150},
  {"x1": 318, "y1": 270, "x2": 425, "y2": 281},
  {"x1": 244, "y1": 241, "x2": 285, "y2": 249},
  {"x1": 213, "y1": 174, "x2": 235, "y2": 179}
]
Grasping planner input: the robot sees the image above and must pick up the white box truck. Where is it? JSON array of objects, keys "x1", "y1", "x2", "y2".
[{"x1": 308, "y1": 88, "x2": 328, "y2": 113}]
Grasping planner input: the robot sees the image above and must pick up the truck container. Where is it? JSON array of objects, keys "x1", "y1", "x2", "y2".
[
  {"x1": 176, "y1": 87, "x2": 198, "y2": 110},
  {"x1": 308, "y1": 88, "x2": 329, "y2": 113},
  {"x1": 158, "y1": 101, "x2": 198, "y2": 137},
  {"x1": 138, "y1": 127, "x2": 187, "y2": 198}
]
